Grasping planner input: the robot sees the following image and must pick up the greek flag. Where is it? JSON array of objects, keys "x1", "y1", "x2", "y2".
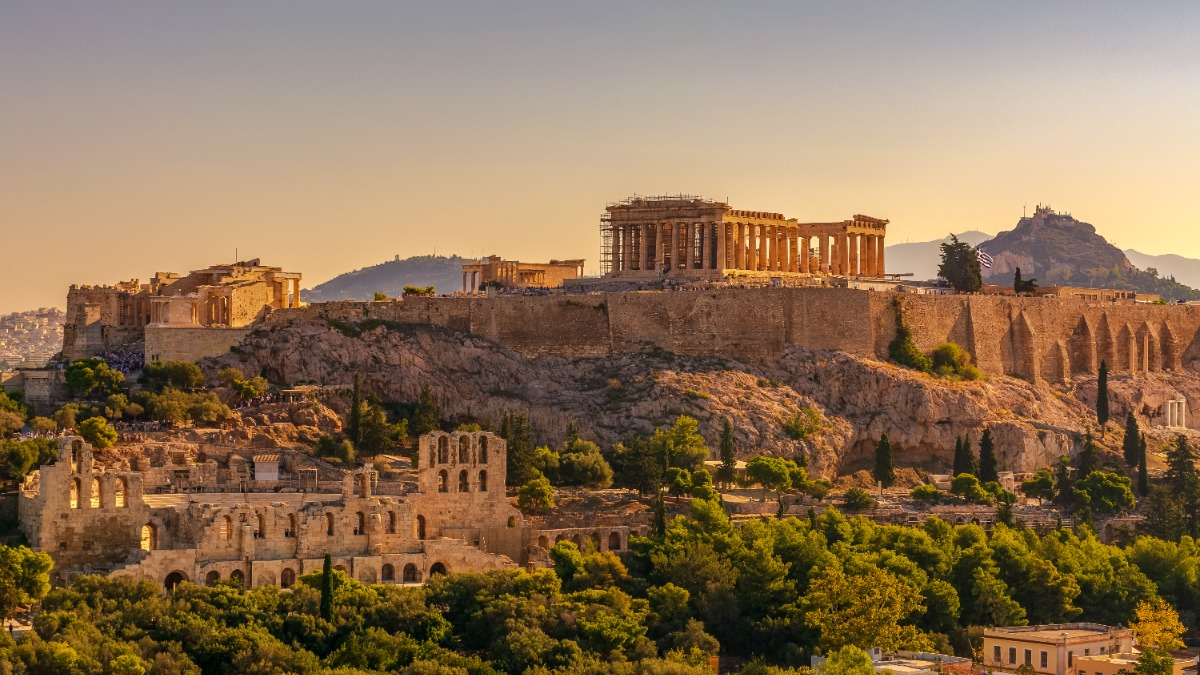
[{"x1": 974, "y1": 247, "x2": 994, "y2": 269}]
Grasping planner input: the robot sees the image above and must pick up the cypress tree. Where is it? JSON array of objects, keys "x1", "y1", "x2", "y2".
[
  {"x1": 1123, "y1": 412, "x2": 1141, "y2": 466},
  {"x1": 1014, "y1": 268, "x2": 1023, "y2": 294},
  {"x1": 1137, "y1": 433, "x2": 1149, "y2": 497},
  {"x1": 979, "y1": 429, "x2": 998, "y2": 482},
  {"x1": 502, "y1": 412, "x2": 537, "y2": 486},
  {"x1": 873, "y1": 433, "x2": 895, "y2": 488},
  {"x1": 966, "y1": 435, "x2": 979, "y2": 476},
  {"x1": 319, "y1": 553, "x2": 333, "y2": 622},
  {"x1": 718, "y1": 418, "x2": 736, "y2": 487},
  {"x1": 412, "y1": 385, "x2": 440, "y2": 436},
  {"x1": 348, "y1": 374, "x2": 362, "y2": 447},
  {"x1": 1077, "y1": 432, "x2": 1099, "y2": 479},
  {"x1": 952, "y1": 436, "x2": 966, "y2": 476},
  {"x1": 1097, "y1": 361, "x2": 1110, "y2": 436},
  {"x1": 1164, "y1": 435, "x2": 1200, "y2": 535}
]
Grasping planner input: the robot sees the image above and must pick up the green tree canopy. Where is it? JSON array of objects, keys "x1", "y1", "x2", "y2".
[{"x1": 938, "y1": 235, "x2": 983, "y2": 293}]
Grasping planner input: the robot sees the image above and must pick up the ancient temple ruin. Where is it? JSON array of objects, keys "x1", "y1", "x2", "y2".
[{"x1": 599, "y1": 195, "x2": 888, "y2": 280}]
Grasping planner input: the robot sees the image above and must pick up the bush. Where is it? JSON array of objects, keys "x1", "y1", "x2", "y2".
[
  {"x1": 931, "y1": 342, "x2": 983, "y2": 381},
  {"x1": 950, "y1": 473, "x2": 991, "y2": 504},
  {"x1": 78, "y1": 417, "x2": 118, "y2": 450},
  {"x1": 843, "y1": 487, "x2": 877, "y2": 511},
  {"x1": 888, "y1": 302, "x2": 932, "y2": 373},
  {"x1": 518, "y1": 476, "x2": 554, "y2": 511},
  {"x1": 781, "y1": 407, "x2": 826, "y2": 440},
  {"x1": 911, "y1": 484, "x2": 941, "y2": 502},
  {"x1": 141, "y1": 360, "x2": 203, "y2": 391},
  {"x1": 142, "y1": 388, "x2": 230, "y2": 424}
]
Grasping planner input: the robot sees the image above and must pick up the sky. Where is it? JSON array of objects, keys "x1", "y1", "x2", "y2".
[{"x1": 2, "y1": 2, "x2": 1198, "y2": 312}]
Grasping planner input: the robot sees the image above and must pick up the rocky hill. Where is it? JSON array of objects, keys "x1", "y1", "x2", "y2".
[
  {"x1": 205, "y1": 316, "x2": 1191, "y2": 478},
  {"x1": 978, "y1": 207, "x2": 1200, "y2": 301},
  {"x1": 1124, "y1": 249, "x2": 1200, "y2": 290},
  {"x1": 304, "y1": 254, "x2": 469, "y2": 302}
]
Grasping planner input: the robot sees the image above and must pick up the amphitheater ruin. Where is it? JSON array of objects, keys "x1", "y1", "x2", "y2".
[{"x1": 19, "y1": 432, "x2": 637, "y2": 590}]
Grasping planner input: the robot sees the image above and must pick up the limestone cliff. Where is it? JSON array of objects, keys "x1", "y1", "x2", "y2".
[{"x1": 206, "y1": 319, "x2": 1200, "y2": 478}]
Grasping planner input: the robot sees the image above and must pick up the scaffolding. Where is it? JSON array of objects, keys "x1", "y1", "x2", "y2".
[{"x1": 599, "y1": 211, "x2": 613, "y2": 276}]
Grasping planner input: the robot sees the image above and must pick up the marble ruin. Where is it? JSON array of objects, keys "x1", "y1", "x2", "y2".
[
  {"x1": 18, "y1": 432, "x2": 635, "y2": 590},
  {"x1": 600, "y1": 195, "x2": 888, "y2": 280},
  {"x1": 461, "y1": 255, "x2": 585, "y2": 292}
]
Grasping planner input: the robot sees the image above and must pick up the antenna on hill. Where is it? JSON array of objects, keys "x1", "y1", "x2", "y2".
[
  {"x1": 235, "y1": 247, "x2": 238, "y2": 264},
  {"x1": 1023, "y1": 204, "x2": 1026, "y2": 218}
]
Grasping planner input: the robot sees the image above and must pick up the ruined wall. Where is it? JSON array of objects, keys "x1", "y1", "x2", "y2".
[{"x1": 145, "y1": 326, "x2": 254, "y2": 364}]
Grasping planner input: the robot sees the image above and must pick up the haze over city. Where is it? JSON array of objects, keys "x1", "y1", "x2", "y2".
[{"x1": 2, "y1": 1, "x2": 1199, "y2": 312}]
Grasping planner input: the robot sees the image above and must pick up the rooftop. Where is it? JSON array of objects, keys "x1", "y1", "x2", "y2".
[{"x1": 985, "y1": 623, "x2": 1130, "y2": 642}]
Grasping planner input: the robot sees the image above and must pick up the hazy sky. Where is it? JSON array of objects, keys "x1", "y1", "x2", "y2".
[{"x1": 3, "y1": 2, "x2": 1198, "y2": 312}]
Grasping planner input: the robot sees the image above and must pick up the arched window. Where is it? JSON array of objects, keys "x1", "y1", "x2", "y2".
[
  {"x1": 478, "y1": 470, "x2": 488, "y2": 492},
  {"x1": 164, "y1": 571, "x2": 187, "y2": 592},
  {"x1": 416, "y1": 515, "x2": 426, "y2": 540},
  {"x1": 402, "y1": 563, "x2": 419, "y2": 583},
  {"x1": 255, "y1": 513, "x2": 265, "y2": 538},
  {"x1": 388, "y1": 511, "x2": 397, "y2": 534},
  {"x1": 71, "y1": 440, "x2": 82, "y2": 471},
  {"x1": 438, "y1": 470, "x2": 448, "y2": 493},
  {"x1": 70, "y1": 478, "x2": 80, "y2": 509},
  {"x1": 115, "y1": 477, "x2": 127, "y2": 508},
  {"x1": 458, "y1": 470, "x2": 469, "y2": 492},
  {"x1": 286, "y1": 513, "x2": 297, "y2": 538},
  {"x1": 537, "y1": 535, "x2": 549, "y2": 549},
  {"x1": 141, "y1": 523, "x2": 157, "y2": 551},
  {"x1": 90, "y1": 478, "x2": 101, "y2": 508},
  {"x1": 554, "y1": 534, "x2": 567, "y2": 544},
  {"x1": 229, "y1": 569, "x2": 244, "y2": 587},
  {"x1": 429, "y1": 562, "x2": 447, "y2": 576},
  {"x1": 459, "y1": 436, "x2": 470, "y2": 463},
  {"x1": 205, "y1": 570, "x2": 220, "y2": 585},
  {"x1": 381, "y1": 564, "x2": 395, "y2": 582},
  {"x1": 280, "y1": 568, "x2": 296, "y2": 589},
  {"x1": 479, "y1": 436, "x2": 488, "y2": 464},
  {"x1": 355, "y1": 511, "x2": 366, "y2": 535},
  {"x1": 437, "y1": 436, "x2": 448, "y2": 463},
  {"x1": 609, "y1": 532, "x2": 622, "y2": 551},
  {"x1": 325, "y1": 513, "x2": 335, "y2": 536},
  {"x1": 221, "y1": 515, "x2": 233, "y2": 540},
  {"x1": 590, "y1": 532, "x2": 601, "y2": 550},
  {"x1": 507, "y1": 515, "x2": 518, "y2": 528}
]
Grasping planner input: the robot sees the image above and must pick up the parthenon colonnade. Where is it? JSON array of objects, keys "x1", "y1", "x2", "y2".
[{"x1": 602, "y1": 196, "x2": 887, "y2": 279}]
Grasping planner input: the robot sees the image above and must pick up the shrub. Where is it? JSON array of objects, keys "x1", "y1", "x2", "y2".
[
  {"x1": 518, "y1": 476, "x2": 554, "y2": 511},
  {"x1": 950, "y1": 473, "x2": 991, "y2": 504},
  {"x1": 843, "y1": 487, "x2": 877, "y2": 511},
  {"x1": 931, "y1": 342, "x2": 983, "y2": 381},
  {"x1": 78, "y1": 417, "x2": 118, "y2": 450},
  {"x1": 781, "y1": 407, "x2": 826, "y2": 440},
  {"x1": 911, "y1": 484, "x2": 941, "y2": 502},
  {"x1": 888, "y1": 302, "x2": 932, "y2": 373}
]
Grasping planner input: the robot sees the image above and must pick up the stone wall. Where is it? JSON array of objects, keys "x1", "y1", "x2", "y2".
[
  {"x1": 258, "y1": 289, "x2": 1200, "y2": 383},
  {"x1": 145, "y1": 326, "x2": 254, "y2": 364}
]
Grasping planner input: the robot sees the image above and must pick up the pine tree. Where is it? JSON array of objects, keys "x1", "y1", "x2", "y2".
[
  {"x1": 411, "y1": 385, "x2": 440, "y2": 436},
  {"x1": 319, "y1": 553, "x2": 333, "y2": 622},
  {"x1": 718, "y1": 418, "x2": 736, "y2": 487},
  {"x1": 1164, "y1": 435, "x2": 1200, "y2": 535},
  {"x1": 1137, "y1": 433, "x2": 1149, "y2": 497},
  {"x1": 979, "y1": 429, "x2": 998, "y2": 483},
  {"x1": 1097, "y1": 361, "x2": 1110, "y2": 436},
  {"x1": 1077, "y1": 432, "x2": 1099, "y2": 479},
  {"x1": 1123, "y1": 412, "x2": 1141, "y2": 466},
  {"x1": 348, "y1": 374, "x2": 362, "y2": 447},
  {"x1": 1014, "y1": 268, "x2": 1023, "y2": 294},
  {"x1": 873, "y1": 433, "x2": 895, "y2": 488}
]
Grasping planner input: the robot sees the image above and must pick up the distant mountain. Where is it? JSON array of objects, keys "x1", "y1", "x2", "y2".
[
  {"x1": 304, "y1": 255, "x2": 469, "y2": 302},
  {"x1": 885, "y1": 231, "x2": 991, "y2": 281},
  {"x1": 977, "y1": 207, "x2": 1200, "y2": 302},
  {"x1": 1124, "y1": 250, "x2": 1200, "y2": 291}
]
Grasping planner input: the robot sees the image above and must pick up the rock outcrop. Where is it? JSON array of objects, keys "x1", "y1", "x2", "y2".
[{"x1": 209, "y1": 320, "x2": 1200, "y2": 478}]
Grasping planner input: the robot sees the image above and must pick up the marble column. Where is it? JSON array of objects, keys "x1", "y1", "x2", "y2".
[
  {"x1": 801, "y1": 236, "x2": 810, "y2": 273},
  {"x1": 716, "y1": 223, "x2": 727, "y2": 271},
  {"x1": 818, "y1": 235, "x2": 829, "y2": 274},
  {"x1": 700, "y1": 223, "x2": 710, "y2": 269},
  {"x1": 841, "y1": 234, "x2": 851, "y2": 276},
  {"x1": 849, "y1": 233, "x2": 860, "y2": 277},
  {"x1": 876, "y1": 235, "x2": 886, "y2": 276}
]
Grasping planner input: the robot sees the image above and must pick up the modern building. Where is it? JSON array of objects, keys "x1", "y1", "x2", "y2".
[
  {"x1": 983, "y1": 624, "x2": 1135, "y2": 675},
  {"x1": 1075, "y1": 652, "x2": 1197, "y2": 675}
]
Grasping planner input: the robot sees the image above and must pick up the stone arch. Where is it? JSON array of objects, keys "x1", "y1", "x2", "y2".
[
  {"x1": 1137, "y1": 322, "x2": 1159, "y2": 372},
  {"x1": 1043, "y1": 341, "x2": 1070, "y2": 384},
  {"x1": 381, "y1": 564, "x2": 395, "y2": 582},
  {"x1": 479, "y1": 470, "x2": 488, "y2": 492},
  {"x1": 437, "y1": 436, "x2": 449, "y2": 464},
  {"x1": 256, "y1": 571, "x2": 276, "y2": 587},
  {"x1": 1069, "y1": 316, "x2": 1097, "y2": 375},
  {"x1": 416, "y1": 515, "x2": 427, "y2": 540},
  {"x1": 555, "y1": 534, "x2": 567, "y2": 544},
  {"x1": 205, "y1": 570, "x2": 220, "y2": 586},
  {"x1": 538, "y1": 535, "x2": 550, "y2": 549},
  {"x1": 609, "y1": 532, "x2": 622, "y2": 551},
  {"x1": 1162, "y1": 321, "x2": 1180, "y2": 370},
  {"x1": 571, "y1": 534, "x2": 583, "y2": 547},
  {"x1": 164, "y1": 571, "x2": 188, "y2": 592},
  {"x1": 388, "y1": 511, "x2": 397, "y2": 534},
  {"x1": 507, "y1": 515, "x2": 518, "y2": 528},
  {"x1": 71, "y1": 439, "x2": 82, "y2": 471},
  {"x1": 256, "y1": 513, "x2": 265, "y2": 537},
  {"x1": 459, "y1": 436, "x2": 470, "y2": 463},
  {"x1": 280, "y1": 568, "x2": 296, "y2": 589},
  {"x1": 429, "y1": 562, "x2": 448, "y2": 576},
  {"x1": 354, "y1": 511, "x2": 366, "y2": 535},
  {"x1": 1096, "y1": 313, "x2": 1116, "y2": 370},
  {"x1": 90, "y1": 477, "x2": 101, "y2": 508},
  {"x1": 1008, "y1": 312, "x2": 1039, "y2": 382},
  {"x1": 590, "y1": 532, "x2": 602, "y2": 550},
  {"x1": 1116, "y1": 323, "x2": 1136, "y2": 372},
  {"x1": 325, "y1": 512, "x2": 335, "y2": 536},
  {"x1": 479, "y1": 436, "x2": 488, "y2": 463},
  {"x1": 287, "y1": 513, "x2": 298, "y2": 537},
  {"x1": 403, "y1": 563, "x2": 419, "y2": 582},
  {"x1": 70, "y1": 478, "x2": 80, "y2": 509},
  {"x1": 115, "y1": 477, "x2": 127, "y2": 508},
  {"x1": 229, "y1": 569, "x2": 244, "y2": 587},
  {"x1": 221, "y1": 515, "x2": 234, "y2": 540},
  {"x1": 458, "y1": 470, "x2": 469, "y2": 492},
  {"x1": 141, "y1": 523, "x2": 157, "y2": 551},
  {"x1": 438, "y1": 470, "x2": 448, "y2": 493}
]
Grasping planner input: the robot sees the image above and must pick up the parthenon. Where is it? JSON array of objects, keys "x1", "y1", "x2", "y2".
[{"x1": 600, "y1": 195, "x2": 888, "y2": 279}]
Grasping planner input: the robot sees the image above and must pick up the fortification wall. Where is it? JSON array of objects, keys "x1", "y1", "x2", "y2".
[
  {"x1": 145, "y1": 326, "x2": 254, "y2": 364},
  {"x1": 260, "y1": 290, "x2": 1200, "y2": 384}
]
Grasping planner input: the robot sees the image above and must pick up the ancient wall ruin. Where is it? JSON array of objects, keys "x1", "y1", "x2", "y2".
[{"x1": 262, "y1": 289, "x2": 1200, "y2": 384}]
